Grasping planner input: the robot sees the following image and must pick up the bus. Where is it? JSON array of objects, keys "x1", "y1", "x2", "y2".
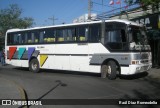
[{"x1": 5, "y1": 19, "x2": 152, "y2": 80}]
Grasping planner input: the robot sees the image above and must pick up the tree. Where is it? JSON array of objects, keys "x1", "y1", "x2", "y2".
[
  {"x1": 124, "y1": 0, "x2": 160, "y2": 12},
  {"x1": 0, "y1": 4, "x2": 34, "y2": 38},
  {"x1": 140, "y1": 0, "x2": 160, "y2": 12}
]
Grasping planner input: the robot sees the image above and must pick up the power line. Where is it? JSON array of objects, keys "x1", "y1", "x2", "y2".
[{"x1": 48, "y1": 16, "x2": 58, "y2": 25}]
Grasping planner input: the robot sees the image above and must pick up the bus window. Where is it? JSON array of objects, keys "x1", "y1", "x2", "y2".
[
  {"x1": 24, "y1": 32, "x2": 28, "y2": 44},
  {"x1": 44, "y1": 29, "x2": 55, "y2": 43},
  {"x1": 77, "y1": 26, "x2": 88, "y2": 41},
  {"x1": 31, "y1": 33, "x2": 35, "y2": 43},
  {"x1": 105, "y1": 29, "x2": 127, "y2": 50},
  {"x1": 21, "y1": 32, "x2": 25, "y2": 44},
  {"x1": 34, "y1": 32, "x2": 39, "y2": 43},
  {"x1": 39, "y1": 31, "x2": 44, "y2": 43},
  {"x1": 27, "y1": 32, "x2": 32, "y2": 43},
  {"x1": 13, "y1": 34, "x2": 17, "y2": 44},
  {"x1": 18, "y1": 34, "x2": 22, "y2": 44},
  {"x1": 67, "y1": 29, "x2": 72, "y2": 41},
  {"x1": 72, "y1": 28, "x2": 76, "y2": 41},
  {"x1": 56, "y1": 29, "x2": 64, "y2": 42},
  {"x1": 63, "y1": 29, "x2": 67, "y2": 41},
  {"x1": 13, "y1": 33, "x2": 22, "y2": 44},
  {"x1": 7, "y1": 33, "x2": 14, "y2": 45},
  {"x1": 121, "y1": 29, "x2": 126, "y2": 42},
  {"x1": 65, "y1": 28, "x2": 76, "y2": 41},
  {"x1": 106, "y1": 30, "x2": 121, "y2": 42},
  {"x1": 89, "y1": 24, "x2": 100, "y2": 42}
]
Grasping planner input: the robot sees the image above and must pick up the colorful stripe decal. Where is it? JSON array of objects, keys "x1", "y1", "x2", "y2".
[
  {"x1": 40, "y1": 55, "x2": 48, "y2": 67},
  {"x1": 28, "y1": 47, "x2": 35, "y2": 60},
  {"x1": 9, "y1": 47, "x2": 17, "y2": 60},
  {"x1": 8, "y1": 47, "x2": 49, "y2": 67},
  {"x1": 18, "y1": 48, "x2": 26, "y2": 59}
]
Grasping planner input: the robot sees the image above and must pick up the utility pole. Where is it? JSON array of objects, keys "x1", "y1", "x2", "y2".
[
  {"x1": 48, "y1": 16, "x2": 58, "y2": 25},
  {"x1": 88, "y1": 0, "x2": 92, "y2": 20}
]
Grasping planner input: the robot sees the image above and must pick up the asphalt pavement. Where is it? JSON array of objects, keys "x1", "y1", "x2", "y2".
[
  {"x1": 0, "y1": 64, "x2": 160, "y2": 108},
  {"x1": 0, "y1": 65, "x2": 160, "y2": 97}
]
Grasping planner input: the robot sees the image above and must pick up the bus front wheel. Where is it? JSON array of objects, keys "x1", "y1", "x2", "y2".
[
  {"x1": 29, "y1": 58, "x2": 40, "y2": 73},
  {"x1": 101, "y1": 61, "x2": 117, "y2": 80}
]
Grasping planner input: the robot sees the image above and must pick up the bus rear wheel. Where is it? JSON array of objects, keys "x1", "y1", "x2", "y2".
[
  {"x1": 101, "y1": 61, "x2": 117, "y2": 80},
  {"x1": 29, "y1": 58, "x2": 40, "y2": 73}
]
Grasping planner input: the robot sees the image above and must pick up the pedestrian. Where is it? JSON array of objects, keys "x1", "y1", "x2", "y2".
[{"x1": 0, "y1": 48, "x2": 5, "y2": 66}]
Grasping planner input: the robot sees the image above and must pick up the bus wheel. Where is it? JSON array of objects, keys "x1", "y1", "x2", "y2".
[
  {"x1": 29, "y1": 58, "x2": 40, "y2": 73},
  {"x1": 101, "y1": 61, "x2": 117, "y2": 80}
]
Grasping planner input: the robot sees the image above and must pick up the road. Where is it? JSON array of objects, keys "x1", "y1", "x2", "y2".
[{"x1": 0, "y1": 65, "x2": 160, "y2": 108}]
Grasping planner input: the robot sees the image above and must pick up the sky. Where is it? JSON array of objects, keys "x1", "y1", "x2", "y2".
[{"x1": 0, "y1": 0, "x2": 128, "y2": 27}]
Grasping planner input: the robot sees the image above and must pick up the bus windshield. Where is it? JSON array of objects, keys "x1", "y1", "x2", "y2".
[
  {"x1": 128, "y1": 26, "x2": 148, "y2": 45},
  {"x1": 128, "y1": 26, "x2": 149, "y2": 50}
]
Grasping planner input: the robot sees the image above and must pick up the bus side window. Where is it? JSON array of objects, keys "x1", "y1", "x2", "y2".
[
  {"x1": 77, "y1": 26, "x2": 88, "y2": 41},
  {"x1": 45, "y1": 29, "x2": 55, "y2": 43},
  {"x1": 31, "y1": 33, "x2": 35, "y2": 43},
  {"x1": 18, "y1": 34, "x2": 22, "y2": 44},
  {"x1": 35, "y1": 31, "x2": 39, "y2": 43},
  {"x1": 89, "y1": 24, "x2": 100, "y2": 42},
  {"x1": 24, "y1": 33, "x2": 28, "y2": 44},
  {"x1": 40, "y1": 31, "x2": 44, "y2": 43},
  {"x1": 66, "y1": 28, "x2": 76, "y2": 41},
  {"x1": 7, "y1": 34, "x2": 10, "y2": 45},
  {"x1": 63, "y1": 29, "x2": 67, "y2": 41},
  {"x1": 56, "y1": 29, "x2": 64, "y2": 42},
  {"x1": 13, "y1": 34, "x2": 17, "y2": 44},
  {"x1": 27, "y1": 32, "x2": 32, "y2": 43},
  {"x1": 13, "y1": 34, "x2": 18, "y2": 44},
  {"x1": 72, "y1": 28, "x2": 76, "y2": 41},
  {"x1": 67, "y1": 29, "x2": 71, "y2": 41},
  {"x1": 121, "y1": 29, "x2": 126, "y2": 42},
  {"x1": 105, "y1": 29, "x2": 127, "y2": 50},
  {"x1": 7, "y1": 33, "x2": 14, "y2": 45},
  {"x1": 105, "y1": 30, "x2": 121, "y2": 49},
  {"x1": 27, "y1": 31, "x2": 39, "y2": 44},
  {"x1": 21, "y1": 33, "x2": 25, "y2": 44}
]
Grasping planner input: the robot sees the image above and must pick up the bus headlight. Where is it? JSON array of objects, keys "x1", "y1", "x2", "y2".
[{"x1": 131, "y1": 60, "x2": 140, "y2": 65}]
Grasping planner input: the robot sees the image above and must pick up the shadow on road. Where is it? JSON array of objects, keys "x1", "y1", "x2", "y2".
[
  {"x1": 13, "y1": 67, "x2": 100, "y2": 77},
  {"x1": 13, "y1": 67, "x2": 29, "y2": 71},
  {"x1": 117, "y1": 72, "x2": 160, "y2": 108},
  {"x1": 19, "y1": 80, "x2": 67, "y2": 108},
  {"x1": 119, "y1": 72, "x2": 148, "y2": 80},
  {"x1": 43, "y1": 69, "x2": 101, "y2": 77}
]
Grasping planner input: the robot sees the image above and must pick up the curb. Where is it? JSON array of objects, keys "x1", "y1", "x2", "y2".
[{"x1": 0, "y1": 77, "x2": 28, "y2": 108}]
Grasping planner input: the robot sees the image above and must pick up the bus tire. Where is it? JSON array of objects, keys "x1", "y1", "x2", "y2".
[
  {"x1": 101, "y1": 60, "x2": 117, "y2": 80},
  {"x1": 29, "y1": 58, "x2": 40, "y2": 73}
]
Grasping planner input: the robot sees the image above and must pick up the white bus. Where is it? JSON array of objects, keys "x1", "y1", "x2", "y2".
[{"x1": 5, "y1": 19, "x2": 152, "y2": 79}]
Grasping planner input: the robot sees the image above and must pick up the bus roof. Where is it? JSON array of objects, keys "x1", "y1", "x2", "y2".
[{"x1": 7, "y1": 19, "x2": 142, "y2": 33}]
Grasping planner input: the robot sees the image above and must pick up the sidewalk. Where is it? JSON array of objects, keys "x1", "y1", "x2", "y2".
[{"x1": 148, "y1": 68, "x2": 160, "y2": 79}]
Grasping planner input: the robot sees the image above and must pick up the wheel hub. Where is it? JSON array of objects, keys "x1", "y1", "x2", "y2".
[{"x1": 32, "y1": 62, "x2": 37, "y2": 70}]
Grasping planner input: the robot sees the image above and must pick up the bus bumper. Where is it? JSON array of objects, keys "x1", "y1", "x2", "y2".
[{"x1": 120, "y1": 63, "x2": 152, "y2": 75}]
